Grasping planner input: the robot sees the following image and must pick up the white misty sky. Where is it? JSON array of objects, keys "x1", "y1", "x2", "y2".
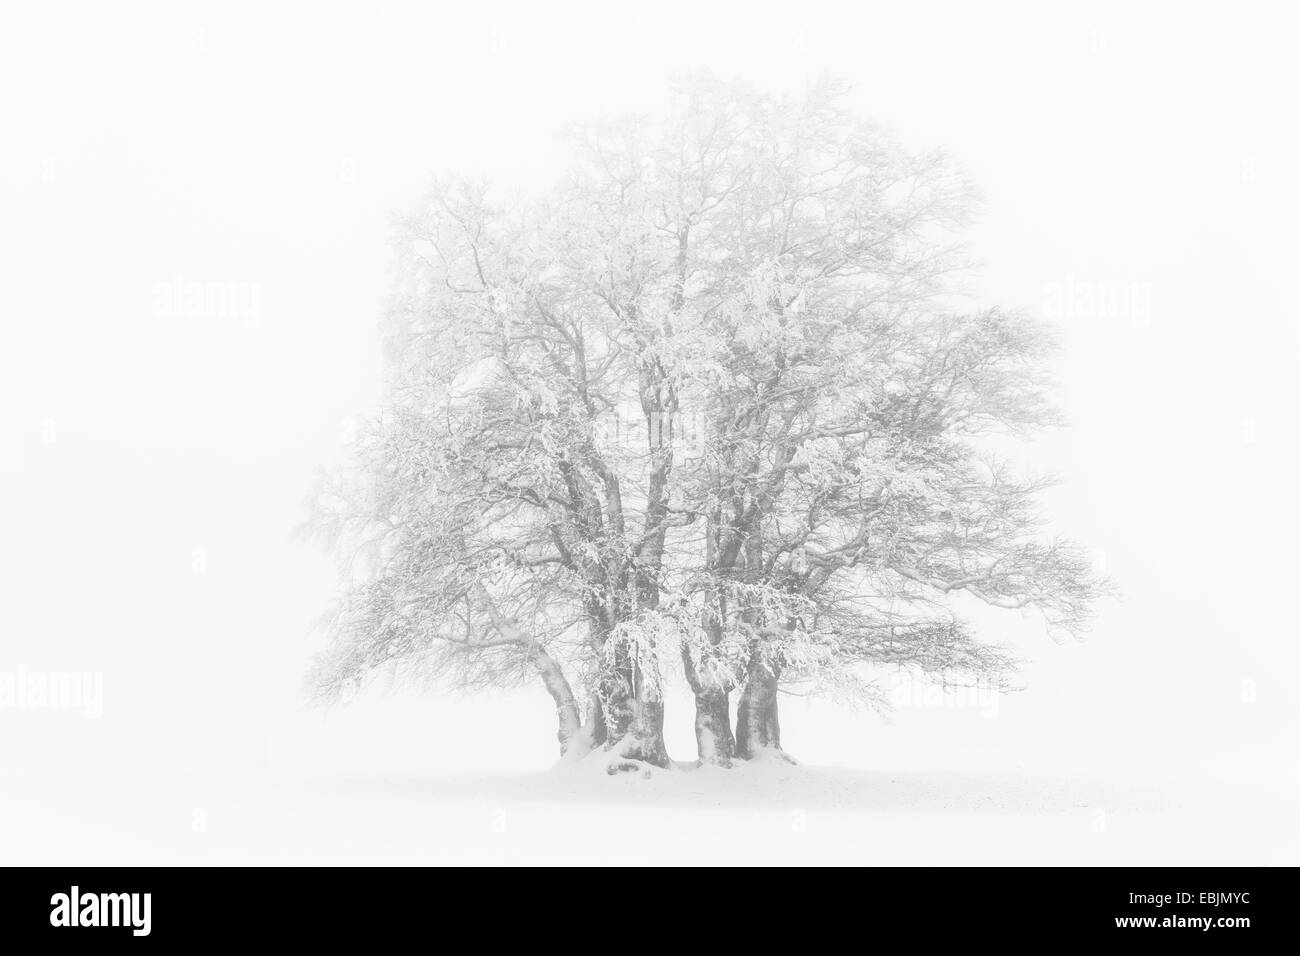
[{"x1": 1, "y1": 1, "x2": 1296, "y2": 783}]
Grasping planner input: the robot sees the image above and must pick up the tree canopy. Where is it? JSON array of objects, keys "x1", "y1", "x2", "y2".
[{"x1": 302, "y1": 76, "x2": 1108, "y2": 772}]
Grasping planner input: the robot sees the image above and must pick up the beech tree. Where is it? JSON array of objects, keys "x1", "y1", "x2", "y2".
[{"x1": 303, "y1": 76, "x2": 1107, "y2": 772}]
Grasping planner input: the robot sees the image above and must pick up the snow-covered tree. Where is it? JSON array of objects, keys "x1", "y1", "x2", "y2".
[{"x1": 302, "y1": 76, "x2": 1108, "y2": 772}]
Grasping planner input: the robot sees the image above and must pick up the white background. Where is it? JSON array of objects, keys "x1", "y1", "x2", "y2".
[{"x1": 2, "y1": 1, "x2": 1297, "y2": 864}]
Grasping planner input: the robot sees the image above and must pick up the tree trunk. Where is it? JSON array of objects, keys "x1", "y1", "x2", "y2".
[
  {"x1": 561, "y1": 698, "x2": 607, "y2": 763},
  {"x1": 599, "y1": 642, "x2": 671, "y2": 771},
  {"x1": 531, "y1": 647, "x2": 584, "y2": 758},
  {"x1": 600, "y1": 335, "x2": 677, "y2": 774},
  {"x1": 730, "y1": 519, "x2": 792, "y2": 762},
  {"x1": 621, "y1": 693, "x2": 671, "y2": 767},
  {"x1": 607, "y1": 667, "x2": 671, "y2": 770},
  {"x1": 682, "y1": 644, "x2": 735, "y2": 767},
  {"x1": 693, "y1": 687, "x2": 735, "y2": 767},
  {"x1": 735, "y1": 658, "x2": 792, "y2": 762}
]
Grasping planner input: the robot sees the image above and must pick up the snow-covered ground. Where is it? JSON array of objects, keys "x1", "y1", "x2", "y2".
[
  {"x1": 4, "y1": 758, "x2": 1293, "y2": 866},
  {"x1": 3, "y1": 611, "x2": 1296, "y2": 866}
]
